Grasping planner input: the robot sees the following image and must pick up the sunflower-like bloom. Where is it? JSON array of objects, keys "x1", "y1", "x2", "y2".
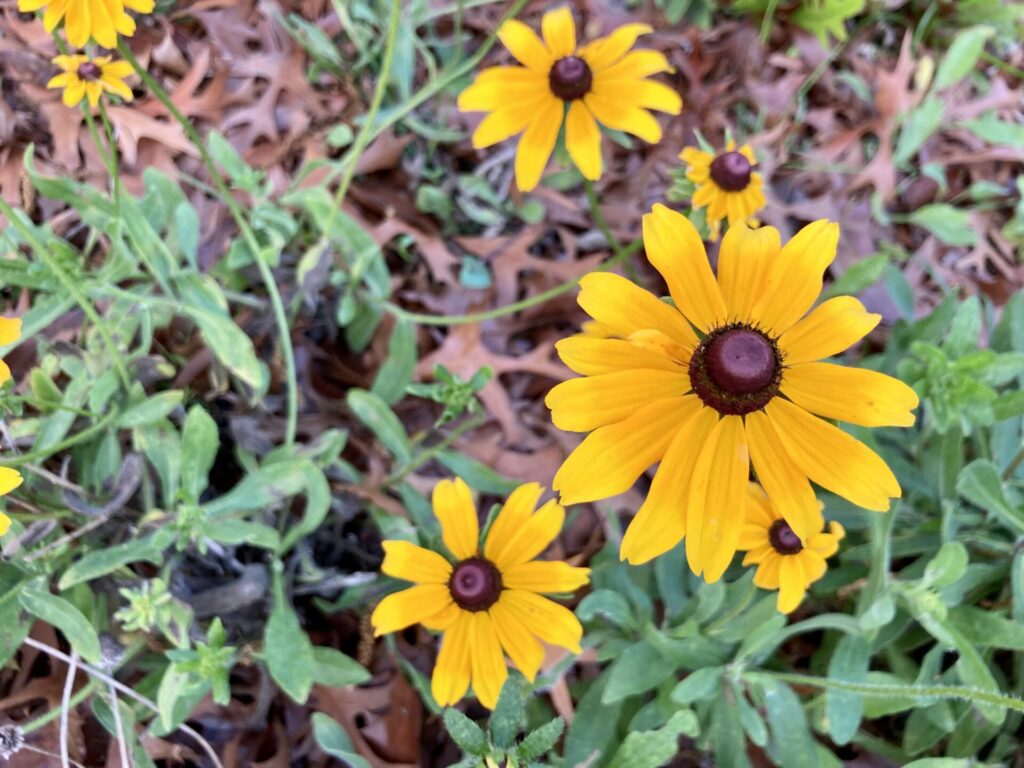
[
  {"x1": 371, "y1": 479, "x2": 590, "y2": 709},
  {"x1": 457, "y1": 7, "x2": 682, "y2": 192},
  {"x1": 681, "y1": 140, "x2": 766, "y2": 240},
  {"x1": 546, "y1": 205, "x2": 919, "y2": 582},
  {"x1": 739, "y1": 484, "x2": 844, "y2": 613},
  {"x1": 18, "y1": 0, "x2": 154, "y2": 49},
  {"x1": 0, "y1": 317, "x2": 25, "y2": 535},
  {"x1": 48, "y1": 55, "x2": 134, "y2": 108}
]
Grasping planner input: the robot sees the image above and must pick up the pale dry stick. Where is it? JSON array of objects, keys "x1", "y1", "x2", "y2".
[
  {"x1": 23, "y1": 638, "x2": 224, "y2": 768},
  {"x1": 59, "y1": 648, "x2": 78, "y2": 768},
  {"x1": 107, "y1": 682, "x2": 132, "y2": 768}
]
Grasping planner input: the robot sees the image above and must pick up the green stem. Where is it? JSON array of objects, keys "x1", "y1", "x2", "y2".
[
  {"x1": 980, "y1": 50, "x2": 1024, "y2": 81},
  {"x1": 769, "y1": 672, "x2": 1024, "y2": 714},
  {"x1": 22, "y1": 679, "x2": 100, "y2": 733},
  {"x1": 388, "y1": 411, "x2": 487, "y2": 484},
  {"x1": 97, "y1": 101, "x2": 123, "y2": 207},
  {"x1": 384, "y1": 237, "x2": 643, "y2": 326},
  {"x1": 1002, "y1": 442, "x2": 1024, "y2": 481},
  {"x1": 859, "y1": 503, "x2": 897, "y2": 614},
  {"x1": 583, "y1": 178, "x2": 630, "y2": 261},
  {"x1": 0, "y1": 198, "x2": 132, "y2": 391},
  {"x1": 117, "y1": 42, "x2": 299, "y2": 448},
  {"x1": 0, "y1": 406, "x2": 119, "y2": 468}
]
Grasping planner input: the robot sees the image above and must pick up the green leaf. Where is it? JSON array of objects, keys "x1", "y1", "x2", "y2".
[
  {"x1": 346, "y1": 389, "x2": 412, "y2": 462},
  {"x1": 576, "y1": 589, "x2": 636, "y2": 629},
  {"x1": 489, "y1": 673, "x2": 526, "y2": 749},
  {"x1": 19, "y1": 586, "x2": 102, "y2": 664},
  {"x1": 825, "y1": 634, "x2": 870, "y2": 745},
  {"x1": 518, "y1": 717, "x2": 565, "y2": 761},
  {"x1": 436, "y1": 451, "x2": 519, "y2": 495},
  {"x1": 934, "y1": 26, "x2": 993, "y2": 90},
  {"x1": 671, "y1": 667, "x2": 722, "y2": 704},
  {"x1": 180, "y1": 405, "x2": 219, "y2": 504},
  {"x1": 894, "y1": 97, "x2": 945, "y2": 167},
  {"x1": 762, "y1": 679, "x2": 818, "y2": 768},
  {"x1": 58, "y1": 532, "x2": 171, "y2": 590},
  {"x1": 962, "y1": 113, "x2": 1024, "y2": 147},
  {"x1": 116, "y1": 390, "x2": 184, "y2": 429},
  {"x1": 311, "y1": 713, "x2": 371, "y2": 768},
  {"x1": 564, "y1": 670, "x2": 624, "y2": 767},
  {"x1": 442, "y1": 708, "x2": 488, "y2": 756},
  {"x1": 205, "y1": 519, "x2": 281, "y2": 550},
  {"x1": 712, "y1": 691, "x2": 749, "y2": 768},
  {"x1": 923, "y1": 541, "x2": 969, "y2": 588},
  {"x1": 264, "y1": 568, "x2": 314, "y2": 703},
  {"x1": 821, "y1": 253, "x2": 888, "y2": 300},
  {"x1": 311, "y1": 647, "x2": 372, "y2": 688},
  {"x1": 791, "y1": 0, "x2": 866, "y2": 47},
  {"x1": 602, "y1": 641, "x2": 677, "y2": 703},
  {"x1": 906, "y1": 204, "x2": 978, "y2": 247},
  {"x1": 371, "y1": 317, "x2": 417, "y2": 405},
  {"x1": 957, "y1": 459, "x2": 1024, "y2": 533},
  {"x1": 607, "y1": 709, "x2": 699, "y2": 768}
]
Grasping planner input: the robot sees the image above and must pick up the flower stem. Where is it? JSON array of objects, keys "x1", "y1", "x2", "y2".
[{"x1": 117, "y1": 41, "x2": 299, "y2": 448}]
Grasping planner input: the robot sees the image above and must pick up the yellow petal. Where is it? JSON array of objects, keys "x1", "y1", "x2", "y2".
[
  {"x1": 778, "y1": 296, "x2": 880, "y2": 365},
  {"x1": 19, "y1": 0, "x2": 50, "y2": 10},
  {"x1": 43, "y1": 0, "x2": 69, "y2": 33},
  {"x1": 0, "y1": 467, "x2": 24, "y2": 496},
  {"x1": 0, "y1": 317, "x2": 23, "y2": 346},
  {"x1": 497, "y1": 19, "x2": 553, "y2": 72},
  {"x1": 514, "y1": 97, "x2": 563, "y2": 192},
  {"x1": 381, "y1": 540, "x2": 453, "y2": 584},
  {"x1": 124, "y1": 0, "x2": 154, "y2": 11},
  {"x1": 746, "y1": 409, "x2": 823, "y2": 541},
  {"x1": 554, "y1": 335, "x2": 684, "y2": 376},
  {"x1": 595, "y1": 49, "x2": 672, "y2": 80},
  {"x1": 680, "y1": 146, "x2": 711, "y2": 167},
  {"x1": 0, "y1": 360, "x2": 10, "y2": 385},
  {"x1": 47, "y1": 74, "x2": 69, "y2": 89},
  {"x1": 579, "y1": 23, "x2": 652, "y2": 71},
  {"x1": 432, "y1": 478, "x2": 479, "y2": 560},
  {"x1": 101, "y1": 74, "x2": 133, "y2": 101},
  {"x1": 799, "y1": 550, "x2": 828, "y2": 583},
  {"x1": 583, "y1": 92, "x2": 662, "y2": 143},
  {"x1": 777, "y1": 556, "x2": 807, "y2": 614},
  {"x1": 85, "y1": 82, "x2": 103, "y2": 107},
  {"x1": 545, "y1": 369, "x2": 691, "y2": 432},
  {"x1": 499, "y1": 590, "x2": 582, "y2": 653},
  {"x1": 469, "y1": 612, "x2": 508, "y2": 710},
  {"x1": 565, "y1": 101, "x2": 602, "y2": 180},
  {"x1": 102, "y1": 60, "x2": 135, "y2": 78},
  {"x1": 554, "y1": 396, "x2": 701, "y2": 505},
  {"x1": 754, "y1": 554, "x2": 782, "y2": 589},
  {"x1": 765, "y1": 398, "x2": 900, "y2": 511},
  {"x1": 589, "y1": 79, "x2": 682, "y2": 115},
  {"x1": 487, "y1": 500, "x2": 564, "y2": 571},
  {"x1": 0, "y1": 513, "x2": 11, "y2": 536},
  {"x1": 577, "y1": 272, "x2": 698, "y2": 351},
  {"x1": 502, "y1": 560, "x2": 590, "y2": 593},
  {"x1": 686, "y1": 415, "x2": 748, "y2": 583},
  {"x1": 717, "y1": 221, "x2": 781, "y2": 322},
  {"x1": 63, "y1": 0, "x2": 91, "y2": 47},
  {"x1": 371, "y1": 584, "x2": 454, "y2": 636},
  {"x1": 751, "y1": 220, "x2": 840, "y2": 335},
  {"x1": 620, "y1": 405, "x2": 718, "y2": 564},
  {"x1": 472, "y1": 93, "x2": 556, "y2": 148},
  {"x1": 809, "y1": 521, "x2": 845, "y2": 557},
  {"x1": 643, "y1": 204, "x2": 727, "y2": 332},
  {"x1": 782, "y1": 363, "x2": 919, "y2": 428},
  {"x1": 458, "y1": 66, "x2": 547, "y2": 112},
  {"x1": 484, "y1": 482, "x2": 543, "y2": 560},
  {"x1": 541, "y1": 6, "x2": 576, "y2": 58},
  {"x1": 738, "y1": 522, "x2": 770, "y2": 552},
  {"x1": 422, "y1": 601, "x2": 461, "y2": 631},
  {"x1": 63, "y1": 81, "x2": 86, "y2": 107},
  {"x1": 432, "y1": 613, "x2": 472, "y2": 706},
  {"x1": 490, "y1": 600, "x2": 545, "y2": 682}
]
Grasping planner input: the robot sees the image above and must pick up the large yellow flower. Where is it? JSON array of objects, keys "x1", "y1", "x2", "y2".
[
  {"x1": 371, "y1": 479, "x2": 590, "y2": 709},
  {"x1": 681, "y1": 140, "x2": 766, "y2": 240},
  {"x1": 546, "y1": 205, "x2": 918, "y2": 582},
  {"x1": 18, "y1": 0, "x2": 154, "y2": 49},
  {"x1": 0, "y1": 317, "x2": 25, "y2": 535},
  {"x1": 48, "y1": 55, "x2": 134, "y2": 108},
  {"x1": 457, "y1": 7, "x2": 682, "y2": 192},
  {"x1": 739, "y1": 484, "x2": 844, "y2": 613}
]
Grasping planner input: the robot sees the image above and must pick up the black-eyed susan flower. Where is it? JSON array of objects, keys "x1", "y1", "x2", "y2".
[
  {"x1": 0, "y1": 316, "x2": 24, "y2": 534},
  {"x1": 681, "y1": 140, "x2": 766, "y2": 240},
  {"x1": 546, "y1": 206, "x2": 918, "y2": 582},
  {"x1": 371, "y1": 479, "x2": 589, "y2": 709},
  {"x1": 457, "y1": 7, "x2": 682, "y2": 192},
  {"x1": 48, "y1": 55, "x2": 134, "y2": 108},
  {"x1": 18, "y1": 0, "x2": 153, "y2": 49},
  {"x1": 739, "y1": 484, "x2": 844, "y2": 613}
]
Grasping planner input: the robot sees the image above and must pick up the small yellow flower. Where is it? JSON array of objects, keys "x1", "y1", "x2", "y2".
[
  {"x1": 371, "y1": 479, "x2": 590, "y2": 709},
  {"x1": 18, "y1": 0, "x2": 154, "y2": 49},
  {"x1": 48, "y1": 55, "x2": 134, "y2": 109},
  {"x1": 0, "y1": 316, "x2": 25, "y2": 534},
  {"x1": 458, "y1": 7, "x2": 682, "y2": 191},
  {"x1": 681, "y1": 140, "x2": 766, "y2": 240},
  {"x1": 739, "y1": 484, "x2": 844, "y2": 613},
  {"x1": 547, "y1": 208, "x2": 919, "y2": 582}
]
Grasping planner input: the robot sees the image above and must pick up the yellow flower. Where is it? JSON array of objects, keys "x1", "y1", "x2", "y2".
[
  {"x1": 0, "y1": 316, "x2": 25, "y2": 535},
  {"x1": 371, "y1": 479, "x2": 590, "y2": 709},
  {"x1": 681, "y1": 140, "x2": 766, "y2": 240},
  {"x1": 457, "y1": 7, "x2": 682, "y2": 192},
  {"x1": 48, "y1": 55, "x2": 134, "y2": 108},
  {"x1": 18, "y1": 0, "x2": 154, "y2": 49},
  {"x1": 546, "y1": 205, "x2": 919, "y2": 582},
  {"x1": 739, "y1": 484, "x2": 844, "y2": 613}
]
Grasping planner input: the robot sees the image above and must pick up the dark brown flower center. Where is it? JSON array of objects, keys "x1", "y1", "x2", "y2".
[
  {"x1": 448, "y1": 557, "x2": 502, "y2": 611},
  {"x1": 77, "y1": 62, "x2": 103, "y2": 81},
  {"x1": 689, "y1": 324, "x2": 782, "y2": 415},
  {"x1": 709, "y1": 151, "x2": 753, "y2": 192},
  {"x1": 548, "y1": 56, "x2": 592, "y2": 101},
  {"x1": 769, "y1": 519, "x2": 803, "y2": 555}
]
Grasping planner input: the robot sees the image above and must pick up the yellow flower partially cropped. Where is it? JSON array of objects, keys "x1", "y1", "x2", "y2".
[
  {"x1": 739, "y1": 484, "x2": 844, "y2": 613},
  {"x1": 0, "y1": 317, "x2": 25, "y2": 535},
  {"x1": 371, "y1": 479, "x2": 590, "y2": 709},
  {"x1": 681, "y1": 140, "x2": 766, "y2": 240},
  {"x1": 458, "y1": 6, "x2": 682, "y2": 192},
  {"x1": 18, "y1": 0, "x2": 154, "y2": 49},
  {"x1": 546, "y1": 205, "x2": 919, "y2": 582},
  {"x1": 48, "y1": 55, "x2": 134, "y2": 108}
]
